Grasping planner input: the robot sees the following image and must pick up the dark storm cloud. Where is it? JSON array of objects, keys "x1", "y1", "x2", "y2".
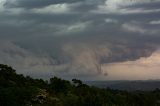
[
  {"x1": 1, "y1": 0, "x2": 160, "y2": 80},
  {"x1": 5, "y1": 0, "x2": 85, "y2": 9}
]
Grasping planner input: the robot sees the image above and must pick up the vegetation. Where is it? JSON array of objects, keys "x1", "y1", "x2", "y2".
[{"x1": 1, "y1": 64, "x2": 160, "y2": 106}]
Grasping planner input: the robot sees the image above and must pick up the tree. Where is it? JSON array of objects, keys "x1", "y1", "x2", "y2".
[
  {"x1": 49, "y1": 77, "x2": 71, "y2": 93},
  {"x1": 72, "y1": 79, "x2": 82, "y2": 87}
]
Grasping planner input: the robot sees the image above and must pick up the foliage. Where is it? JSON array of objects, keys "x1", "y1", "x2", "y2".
[{"x1": 0, "y1": 64, "x2": 160, "y2": 106}]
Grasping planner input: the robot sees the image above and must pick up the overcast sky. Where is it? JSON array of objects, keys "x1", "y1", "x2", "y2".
[{"x1": 1, "y1": 0, "x2": 160, "y2": 80}]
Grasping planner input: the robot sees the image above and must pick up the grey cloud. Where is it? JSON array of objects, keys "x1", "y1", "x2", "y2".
[
  {"x1": 0, "y1": 41, "x2": 110, "y2": 79},
  {"x1": 0, "y1": 41, "x2": 61, "y2": 78},
  {"x1": 5, "y1": 0, "x2": 85, "y2": 9},
  {"x1": 4, "y1": 0, "x2": 98, "y2": 14},
  {"x1": 1, "y1": 0, "x2": 160, "y2": 80}
]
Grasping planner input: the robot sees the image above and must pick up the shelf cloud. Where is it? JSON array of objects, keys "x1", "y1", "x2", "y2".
[{"x1": 0, "y1": 0, "x2": 160, "y2": 80}]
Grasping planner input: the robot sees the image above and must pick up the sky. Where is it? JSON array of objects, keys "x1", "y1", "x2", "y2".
[{"x1": 1, "y1": 0, "x2": 160, "y2": 80}]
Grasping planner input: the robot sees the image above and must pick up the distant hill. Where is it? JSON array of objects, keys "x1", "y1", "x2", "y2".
[{"x1": 85, "y1": 80, "x2": 160, "y2": 91}]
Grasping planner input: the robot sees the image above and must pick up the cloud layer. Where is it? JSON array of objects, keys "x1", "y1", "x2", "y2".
[{"x1": 1, "y1": 0, "x2": 160, "y2": 80}]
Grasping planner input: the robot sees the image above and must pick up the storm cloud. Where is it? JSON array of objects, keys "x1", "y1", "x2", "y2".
[{"x1": 1, "y1": 0, "x2": 160, "y2": 80}]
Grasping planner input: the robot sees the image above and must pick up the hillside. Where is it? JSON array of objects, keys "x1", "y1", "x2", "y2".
[{"x1": 1, "y1": 64, "x2": 160, "y2": 106}]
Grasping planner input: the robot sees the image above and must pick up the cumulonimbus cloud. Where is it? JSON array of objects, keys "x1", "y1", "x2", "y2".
[{"x1": 1, "y1": 0, "x2": 160, "y2": 80}]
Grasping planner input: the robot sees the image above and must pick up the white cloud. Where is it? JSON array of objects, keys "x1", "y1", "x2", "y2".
[
  {"x1": 93, "y1": 0, "x2": 160, "y2": 14},
  {"x1": 122, "y1": 23, "x2": 147, "y2": 34},
  {"x1": 105, "y1": 18, "x2": 118, "y2": 23},
  {"x1": 67, "y1": 22, "x2": 88, "y2": 32},
  {"x1": 0, "y1": 0, "x2": 6, "y2": 10},
  {"x1": 55, "y1": 21, "x2": 92, "y2": 35},
  {"x1": 102, "y1": 49, "x2": 160, "y2": 80},
  {"x1": 104, "y1": 0, "x2": 159, "y2": 8},
  {"x1": 122, "y1": 22, "x2": 159, "y2": 35},
  {"x1": 32, "y1": 3, "x2": 71, "y2": 14},
  {"x1": 150, "y1": 20, "x2": 160, "y2": 25}
]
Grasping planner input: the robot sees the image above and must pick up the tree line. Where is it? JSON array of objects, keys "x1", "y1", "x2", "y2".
[{"x1": 0, "y1": 64, "x2": 160, "y2": 106}]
